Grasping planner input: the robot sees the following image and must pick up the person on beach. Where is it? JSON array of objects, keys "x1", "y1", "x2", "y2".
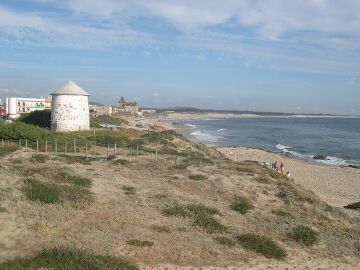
[
  {"x1": 273, "y1": 160, "x2": 278, "y2": 171},
  {"x1": 280, "y1": 161, "x2": 285, "y2": 173}
]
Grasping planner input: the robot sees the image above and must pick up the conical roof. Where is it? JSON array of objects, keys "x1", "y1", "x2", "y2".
[{"x1": 51, "y1": 81, "x2": 90, "y2": 96}]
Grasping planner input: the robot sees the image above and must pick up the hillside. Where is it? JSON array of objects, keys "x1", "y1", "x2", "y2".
[{"x1": 0, "y1": 130, "x2": 359, "y2": 269}]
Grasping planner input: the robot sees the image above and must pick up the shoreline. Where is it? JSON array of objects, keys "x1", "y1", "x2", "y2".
[{"x1": 152, "y1": 116, "x2": 360, "y2": 208}]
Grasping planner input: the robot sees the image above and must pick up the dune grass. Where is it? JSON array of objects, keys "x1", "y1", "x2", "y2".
[
  {"x1": 151, "y1": 225, "x2": 171, "y2": 233},
  {"x1": 23, "y1": 177, "x2": 93, "y2": 206},
  {"x1": 162, "y1": 203, "x2": 227, "y2": 234},
  {"x1": 127, "y1": 239, "x2": 154, "y2": 247},
  {"x1": 31, "y1": 154, "x2": 48, "y2": 163},
  {"x1": 290, "y1": 225, "x2": 319, "y2": 246},
  {"x1": 0, "y1": 145, "x2": 19, "y2": 157},
  {"x1": 0, "y1": 246, "x2": 138, "y2": 270},
  {"x1": 122, "y1": 185, "x2": 136, "y2": 196},
  {"x1": 230, "y1": 197, "x2": 254, "y2": 214},
  {"x1": 214, "y1": 236, "x2": 236, "y2": 247},
  {"x1": 236, "y1": 233, "x2": 287, "y2": 260},
  {"x1": 189, "y1": 174, "x2": 208, "y2": 181},
  {"x1": 344, "y1": 201, "x2": 360, "y2": 210}
]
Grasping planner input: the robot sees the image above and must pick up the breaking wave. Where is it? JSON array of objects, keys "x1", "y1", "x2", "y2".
[{"x1": 190, "y1": 130, "x2": 221, "y2": 143}]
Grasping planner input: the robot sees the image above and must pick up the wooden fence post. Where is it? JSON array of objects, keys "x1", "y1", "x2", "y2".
[
  {"x1": 93, "y1": 143, "x2": 96, "y2": 158},
  {"x1": 19, "y1": 139, "x2": 21, "y2": 147},
  {"x1": 73, "y1": 140, "x2": 76, "y2": 154},
  {"x1": 85, "y1": 143, "x2": 88, "y2": 159},
  {"x1": 155, "y1": 149, "x2": 158, "y2": 161},
  {"x1": 65, "y1": 141, "x2": 67, "y2": 155},
  {"x1": 1, "y1": 139, "x2": 3, "y2": 147},
  {"x1": 25, "y1": 139, "x2": 28, "y2": 148},
  {"x1": 55, "y1": 140, "x2": 57, "y2": 154},
  {"x1": 36, "y1": 140, "x2": 39, "y2": 152},
  {"x1": 114, "y1": 143, "x2": 117, "y2": 155},
  {"x1": 45, "y1": 140, "x2": 48, "y2": 154},
  {"x1": 107, "y1": 145, "x2": 109, "y2": 158},
  {"x1": 136, "y1": 146, "x2": 139, "y2": 156}
]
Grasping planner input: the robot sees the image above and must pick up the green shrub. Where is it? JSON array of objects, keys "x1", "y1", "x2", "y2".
[
  {"x1": 57, "y1": 170, "x2": 92, "y2": 188},
  {"x1": 344, "y1": 201, "x2": 360, "y2": 210},
  {"x1": 189, "y1": 174, "x2": 207, "y2": 181},
  {"x1": 290, "y1": 225, "x2": 319, "y2": 246},
  {"x1": 172, "y1": 163, "x2": 188, "y2": 170},
  {"x1": 236, "y1": 166, "x2": 256, "y2": 174},
  {"x1": 122, "y1": 186, "x2": 136, "y2": 195},
  {"x1": 162, "y1": 205, "x2": 189, "y2": 217},
  {"x1": 60, "y1": 155, "x2": 93, "y2": 165},
  {"x1": 24, "y1": 178, "x2": 61, "y2": 204},
  {"x1": 0, "y1": 206, "x2": 7, "y2": 212},
  {"x1": 90, "y1": 115, "x2": 128, "y2": 127},
  {"x1": 11, "y1": 158, "x2": 22, "y2": 164},
  {"x1": 112, "y1": 159, "x2": 130, "y2": 165},
  {"x1": 230, "y1": 197, "x2": 254, "y2": 214},
  {"x1": 127, "y1": 239, "x2": 154, "y2": 247},
  {"x1": 18, "y1": 110, "x2": 51, "y2": 128},
  {"x1": 0, "y1": 246, "x2": 138, "y2": 270},
  {"x1": 162, "y1": 203, "x2": 227, "y2": 234},
  {"x1": 214, "y1": 236, "x2": 236, "y2": 247},
  {"x1": 237, "y1": 233, "x2": 287, "y2": 260},
  {"x1": 0, "y1": 122, "x2": 50, "y2": 141},
  {"x1": 151, "y1": 225, "x2": 171, "y2": 233},
  {"x1": 272, "y1": 209, "x2": 294, "y2": 221},
  {"x1": 31, "y1": 154, "x2": 48, "y2": 163},
  {"x1": 23, "y1": 177, "x2": 93, "y2": 206},
  {"x1": 0, "y1": 145, "x2": 19, "y2": 157}
]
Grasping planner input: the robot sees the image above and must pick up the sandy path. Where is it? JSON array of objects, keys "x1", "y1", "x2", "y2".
[{"x1": 217, "y1": 146, "x2": 360, "y2": 207}]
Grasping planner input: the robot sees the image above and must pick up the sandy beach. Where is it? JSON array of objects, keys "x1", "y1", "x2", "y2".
[{"x1": 217, "y1": 146, "x2": 360, "y2": 208}]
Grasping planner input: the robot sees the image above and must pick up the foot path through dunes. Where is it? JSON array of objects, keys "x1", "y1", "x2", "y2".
[{"x1": 218, "y1": 146, "x2": 360, "y2": 207}]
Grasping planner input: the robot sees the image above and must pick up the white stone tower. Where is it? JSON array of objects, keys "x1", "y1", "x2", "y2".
[{"x1": 51, "y1": 81, "x2": 90, "y2": 132}]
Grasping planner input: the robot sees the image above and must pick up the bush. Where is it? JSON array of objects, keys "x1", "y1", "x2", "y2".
[
  {"x1": 162, "y1": 205, "x2": 189, "y2": 217},
  {"x1": 162, "y1": 203, "x2": 227, "y2": 234},
  {"x1": 344, "y1": 201, "x2": 360, "y2": 210},
  {"x1": 18, "y1": 110, "x2": 51, "y2": 128},
  {"x1": 230, "y1": 197, "x2": 254, "y2": 214},
  {"x1": 57, "y1": 170, "x2": 92, "y2": 188},
  {"x1": 112, "y1": 159, "x2": 130, "y2": 165},
  {"x1": 214, "y1": 236, "x2": 236, "y2": 247},
  {"x1": 24, "y1": 178, "x2": 61, "y2": 204},
  {"x1": 0, "y1": 121, "x2": 50, "y2": 141},
  {"x1": 23, "y1": 177, "x2": 93, "y2": 206},
  {"x1": 31, "y1": 154, "x2": 48, "y2": 163},
  {"x1": 237, "y1": 233, "x2": 287, "y2": 260},
  {"x1": 151, "y1": 225, "x2": 171, "y2": 233},
  {"x1": 272, "y1": 209, "x2": 294, "y2": 221},
  {"x1": 0, "y1": 145, "x2": 19, "y2": 157},
  {"x1": 127, "y1": 239, "x2": 154, "y2": 247},
  {"x1": 189, "y1": 174, "x2": 207, "y2": 181},
  {"x1": 290, "y1": 225, "x2": 319, "y2": 246},
  {"x1": 0, "y1": 246, "x2": 138, "y2": 270},
  {"x1": 122, "y1": 186, "x2": 136, "y2": 195}
]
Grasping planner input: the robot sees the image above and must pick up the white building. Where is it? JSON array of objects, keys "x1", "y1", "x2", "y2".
[
  {"x1": 50, "y1": 81, "x2": 90, "y2": 132},
  {"x1": 5, "y1": 97, "x2": 46, "y2": 119}
]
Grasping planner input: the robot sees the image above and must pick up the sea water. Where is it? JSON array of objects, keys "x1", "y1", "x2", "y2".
[{"x1": 182, "y1": 117, "x2": 360, "y2": 166}]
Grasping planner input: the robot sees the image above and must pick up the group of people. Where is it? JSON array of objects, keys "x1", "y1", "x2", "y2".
[{"x1": 272, "y1": 160, "x2": 291, "y2": 178}]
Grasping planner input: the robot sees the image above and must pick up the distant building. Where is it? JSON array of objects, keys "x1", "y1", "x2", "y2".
[
  {"x1": 142, "y1": 109, "x2": 157, "y2": 116},
  {"x1": 51, "y1": 81, "x2": 90, "y2": 132},
  {"x1": 5, "y1": 97, "x2": 46, "y2": 119},
  {"x1": 119, "y1": 96, "x2": 139, "y2": 116},
  {"x1": 44, "y1": 96, "x2": 52, "y2": 110},
  {"x1": 89, "y1": 104, "x2": 113, "y2": 116},
  {"x1": 0, "y1": 99, "x2": 5, "y2": 117}
]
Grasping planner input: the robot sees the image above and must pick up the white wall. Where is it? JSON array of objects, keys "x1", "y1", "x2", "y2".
[{"x1": 51, "y1": 95, "x2": 90, "y2": 132}]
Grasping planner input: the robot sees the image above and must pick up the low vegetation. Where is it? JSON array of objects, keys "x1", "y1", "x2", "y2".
[
  {"x1": 127, "y1": 239, "x2": 154, "y2": 247},
  {"x1": 290, "y1": 225, "x2": 319, "y2": 246},
  {"x1": 272, "y1": 209, "x2": 294, "y2": 222},
  {"x1": 214, "y1": 236, "x2": 236, "y2": 247},
  {"x1": 112, "y1": 159, "x2": 130, "y2": 165},
  {"x1": 162, "y1": 204, "x2": 227, "y2": 234},
  {"x1": 236, "y1": 233, "x2": 287, "y2": 260},
  {"x1": 151, "y1": 225, "x2": 171, "y2": 233},
  {"x1": 0, "y1": 145, "x2": 19, "y2": 157},
  {"x1": 189, "y1": 174, "x2": 208, "y2": 181},
  {"x1": 122, "y1": 185, "x2": 136, "y2": 195},
  {"x1": 230, "y1": 197, "x2": 254, "y2": 214},
  {"x1": 344, "y1": 201, "x2": 360, "y2": 210},
  {"x1": 31, "y1": 154, "x2": 48, "y2": 163},
  {"x1": 23, "y1": 173, "x2": 93, "y2": 207},
  {"x1": 0, "y1": 246, "x2": 138, "y2": 270}
]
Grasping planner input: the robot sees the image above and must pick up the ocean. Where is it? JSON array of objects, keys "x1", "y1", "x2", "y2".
[{"x1": 181, "y1": 117, "x2": 360, "y2": 166}]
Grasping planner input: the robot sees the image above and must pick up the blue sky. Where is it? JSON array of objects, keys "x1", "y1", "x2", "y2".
[{"x1": 0, "y1": 0, "x2": 359, "y2": 115}]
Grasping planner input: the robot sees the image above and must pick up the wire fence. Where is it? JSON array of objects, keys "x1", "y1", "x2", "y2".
[{"x1": 0, "y1": 138, "x2": 159, "y2": 160}]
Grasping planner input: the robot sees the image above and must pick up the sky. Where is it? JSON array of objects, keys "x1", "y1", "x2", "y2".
[{"x1": 0, "y1": 0, "x2": 359, "y2": 115}]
